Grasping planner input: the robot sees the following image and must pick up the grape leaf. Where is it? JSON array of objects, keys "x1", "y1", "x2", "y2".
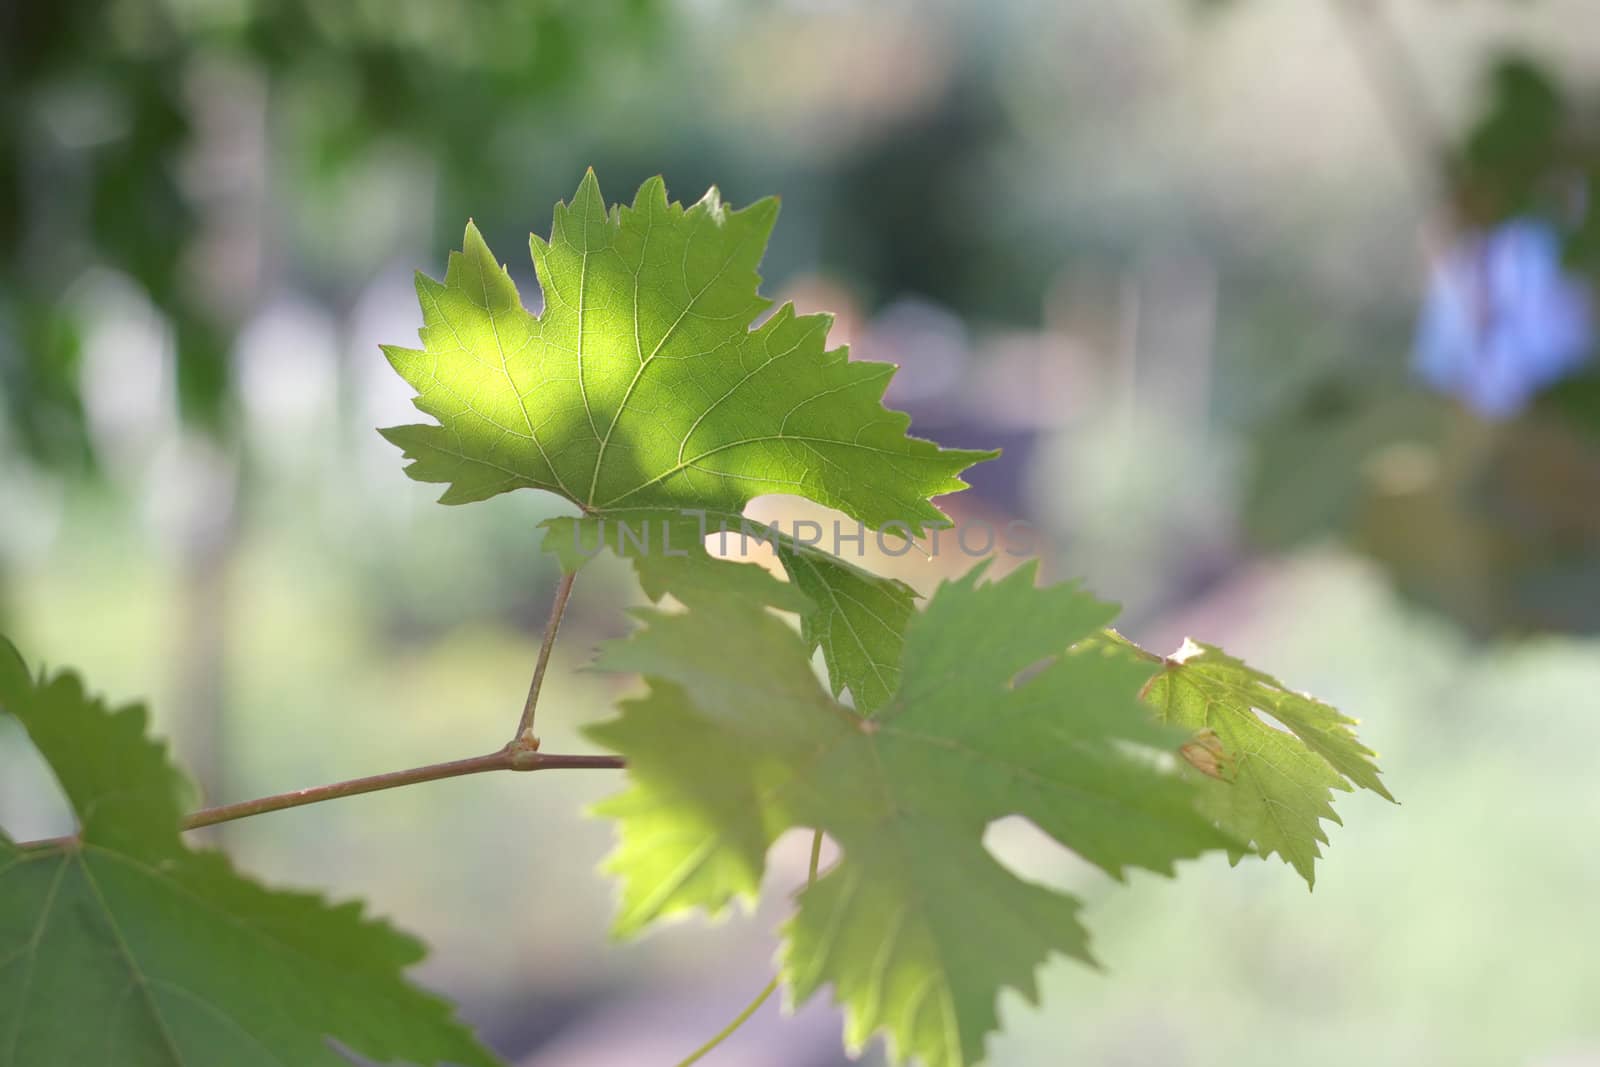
[
  {"x1": 380, "y1": 170, "x2": 993, "y2": 535},
  {"x1": 0, "y1": 640, "x2": 498, "y2": 1067},
  {"x1": 773, "y1": 534, "x2": 917, "y2": 715},
  {"x1": 1138, "y1": 638, "x2": 1396, "y2": 885},
  {"x1": 542, "y1": 509, "x2": 917, "y2": 712},
  {"x1": 540, "y1": 510, "x2": 809, "y2": 613},
  {"x1": 588, "y1": 563, "x2": 1236, "y2": 1067}
]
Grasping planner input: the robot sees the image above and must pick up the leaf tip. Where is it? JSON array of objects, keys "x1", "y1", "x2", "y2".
[
  {"x1": 635, "y1": 174, "x2": 669, "y2": 209},
  {"x1": 576, "y1": 166, "x2": 603, "y2": 201}
]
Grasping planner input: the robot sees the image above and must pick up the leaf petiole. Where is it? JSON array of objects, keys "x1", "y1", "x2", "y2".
[
  {"x1": 672, "y1": 830, "x2": 826, "y2": 1067},
  {"x1": 515, "y1": 569, "x2": 578, "y2": 744}
]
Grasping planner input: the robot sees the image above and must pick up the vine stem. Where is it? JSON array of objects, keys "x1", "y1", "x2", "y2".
[
  {"x1": 16, "y1": 568, "x2": 600, "y2": 848},
  {"x1": 515, "y1": 570, "x2": 577, "y2": 744},
  {"x1": 180, "y1": 746, "x2": 623, "y2": 831},
  {"x1": 14, "y1": 746, "x2": 625, "y2": 847},
  {"x1": 673, "y1": 830, "x2": 825, "y2": 1067}
]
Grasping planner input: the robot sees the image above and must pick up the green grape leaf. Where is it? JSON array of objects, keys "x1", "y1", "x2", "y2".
[
  {"x1": 380, "y1": 170, "x2": 994, "y2": 536},
  {"x1": 540, "y1": 510, "x2": 810, "y2": 613},
  {"x1": 774, "y1": 538, "x2": 916, "y2": 715},
  {"x1": 1138, "y1": 638, "x2": 1396, "y2": 885},
  {"x1": 542, "y1": 509, "x2": 918, "y2": 713},
  {"x1": 589, "y1": 564, "x2": 1236, "y2": 1067},
  {"x1": 0, "y1": 640, "x2": 498, "y2": 1067}
]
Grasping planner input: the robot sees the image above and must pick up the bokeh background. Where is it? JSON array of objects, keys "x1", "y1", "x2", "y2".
[{"x1": 4, "y1": 1, "x2": 1600, "y2": 1064}]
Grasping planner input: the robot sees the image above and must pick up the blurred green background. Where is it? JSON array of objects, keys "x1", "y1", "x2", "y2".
[{"x1": 3, "y1": 1, "x2": 1600, "y2": 1064}]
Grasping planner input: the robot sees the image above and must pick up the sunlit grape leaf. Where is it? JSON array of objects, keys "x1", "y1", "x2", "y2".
[
  {"x1": 380, "y1": 170, "x2": 993, "y2": 536},
  {"x1": 541, "y1": 508, "x2": 917, "y2": 713},
  {"x1": 1138, "y1": 639, "x2": 1396, "y2": 886},
  {"x1": 0, "y1": 640, "x2": 499, "y2": 1067},
  {"x1": 589, "y1": 564, "x2": 1236, "y2": 1067}
]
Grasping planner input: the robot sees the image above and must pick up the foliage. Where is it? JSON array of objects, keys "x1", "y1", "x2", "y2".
[
  {"x1": 0, "y1": 173, "x2": 1392, "y2": 1066},
  {"x1": 0, "y1": 640, "x2": 495, "y2": 1067},
  {"x1": 1136, "y1": 639, "x2": 1393, "y2": 883},
  {"x1": 380, "y1": 170, "x2": 991, "y2": 528},
  {"x1": 380, "y1": 168, "x2": 990, "y2": 713},
  {"x1": 591, "y1": 563, "x2": 1237, "y2": 1067}
]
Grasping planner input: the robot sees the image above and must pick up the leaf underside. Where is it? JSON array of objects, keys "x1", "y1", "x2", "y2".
[
  {"x1": 588, "y1": 564, "x2": 1238, "y2": 1067},
  {"x1": 1138, "y1": 640, "x2": 1395, "y2": 885},
  {"x1": 541, "y1": 509, "x2": 917, "y2": 713}
]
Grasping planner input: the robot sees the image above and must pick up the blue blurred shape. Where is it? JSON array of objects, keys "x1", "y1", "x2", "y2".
[{"x1": 1413, "y1": 219, "x2": 1595, "y2": 418}]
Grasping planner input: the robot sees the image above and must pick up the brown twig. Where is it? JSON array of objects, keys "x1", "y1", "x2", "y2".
[
  {"x1": 181, "y1": 745, "x2": 623, "y2": 831},
  {"x1": 13, "y1": 569, "x2": 607, "y2": 850},
  {"x1": 14, "y1": 747, "x2": 625, "y2": 847},
  {"x1": 514, "y1": 570, "x2": 578, "y2": 744}
]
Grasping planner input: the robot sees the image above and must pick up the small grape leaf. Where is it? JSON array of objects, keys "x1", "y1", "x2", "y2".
[
  {"x1": 380, "y1": 170, "x2": 994, "y2": 536},
  {"x1": 588, "y1": 564, "x2": 1236, "y2": 1067},
  {"x1": 1137, "y1": 638, "x2": 1396, "y2": 886},
  {"x1": 541, "y1": 509, "x2": 917, "y2": 712},
  {"x1": 0, "y1": 640, "x2": 498, "y2": 1067},
  {"x1": 775, "y1": 537, "x2": 916, "y2": 715},
  {"x1": 540, "y1": 510, "x2": 810, "y2": 613}
]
